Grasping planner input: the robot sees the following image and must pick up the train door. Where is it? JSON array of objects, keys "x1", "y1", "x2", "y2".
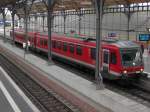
[{"x1": 102, "y1": 49, "x2": 110, "y2": 73}]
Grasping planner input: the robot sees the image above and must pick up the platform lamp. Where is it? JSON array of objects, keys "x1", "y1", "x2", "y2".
[{"x1": 146, "y1": 28, "x2": 150, "y2": 32}]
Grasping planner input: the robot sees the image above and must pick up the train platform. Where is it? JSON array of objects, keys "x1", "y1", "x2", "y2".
[
  {"x1": 0, "y1": 38, "x2": 150, "y2": 112},
  {"x1": 0, "y1": 66, "x2": 40, "y2": 112}
]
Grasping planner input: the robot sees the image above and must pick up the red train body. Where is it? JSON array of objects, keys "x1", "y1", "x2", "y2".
[{"x1": 10, "y1": 29, "x2": 144, "y2": 80}]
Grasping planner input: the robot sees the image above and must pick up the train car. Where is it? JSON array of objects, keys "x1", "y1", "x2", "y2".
[
  {"x1": 10, "y1": 29, "x2": 38, "y2": 46},
  {"x1": 36, "y1": 33, "x2": 144, "y2": 80},
  {"x1": 101, "y1": 40, "x2": 144, "y2": 79},
  {"x1": 11, "y1": 29, "x2": 144, "y2": 80},
  {"x1": 10, "y1": 28, "x2": 25, "y2": 44}
]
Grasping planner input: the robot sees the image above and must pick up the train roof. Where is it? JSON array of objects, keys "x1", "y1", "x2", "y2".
[
  {"x1": 37, "y1": 32, "x2": 140, "y2": 49},
  {"x1": 12, "y1": 29, "x2": 140, "y2": 49},
  {"x1": 113, "y1": 41, "x2": 140, "y2": 49},
  {"x1": 102, "y1": 39, "x2": 140, "y2": 49}
]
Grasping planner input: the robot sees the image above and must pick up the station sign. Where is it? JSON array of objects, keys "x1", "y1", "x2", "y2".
[
  {"x1": 107, "y1": 32, "x2": 118, "y2": 39},
  {"x1": 108, "y1": 32, "x2": 117, "y2": 38},
  {"x1": 139, "y1": 34, "x2": 150, "y2": 41}
]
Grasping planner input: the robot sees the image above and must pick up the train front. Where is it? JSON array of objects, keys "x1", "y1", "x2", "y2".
[{"x1": 119, "y1": 42, "x2": 144, "y2": 79}]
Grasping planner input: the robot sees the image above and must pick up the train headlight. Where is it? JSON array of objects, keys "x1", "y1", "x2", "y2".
[
  {"x1": 140, "y1": 69, "x2": 144, "y2": 72},
  {"x1": 123, "y1": 70, "x2": 127, "y2": 74}
]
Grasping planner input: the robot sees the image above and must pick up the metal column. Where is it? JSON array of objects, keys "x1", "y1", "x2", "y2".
[
  {"x1": 11, "y1": 9, "x2": 15, "y2": 45},
  {"x1": 24, "y1": 5, "x2": 29, "y2": 52},
  {"x1": 42, "y1": 15, "x2": 45, "y2": 32},
  {"x1": 34, "y1": 15, "x2": 38, "y2": 31},
  {"x1": 2, "y1": 9, "x2": 6, "y2": 42},
  {"x1": 78, "y1": 9, "x2": 82, "y2": 35},
  {"x1": 95, "y1": 0, "x2": 104, "y2": 89},
  {"x1": 28, "y1": 16, "x2": 30, "y2": 30},
  {"x1": 47, "y1": 0, "x2": 53, "y2": 62},
  {"x1": 63, "y1": 11, "x2": 66, "y2": 34},
  {"x1": 18, "y1": 16, "x2": 21, "y2": 28},
  {"x1": 127, "y1": 5, "x2": 130, "y2": 40}
]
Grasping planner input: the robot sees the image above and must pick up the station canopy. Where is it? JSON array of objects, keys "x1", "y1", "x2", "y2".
[{"x1": 0, "y1": 0, "x2": 149, "y2": 17}]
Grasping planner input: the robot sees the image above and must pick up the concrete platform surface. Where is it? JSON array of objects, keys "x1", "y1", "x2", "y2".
[
  {"x1": 0, "y1": 66, "x2": 40, "y2": 112},
  {"x1": 0, "y1": 39, "x2": 150, "y2": 112}
]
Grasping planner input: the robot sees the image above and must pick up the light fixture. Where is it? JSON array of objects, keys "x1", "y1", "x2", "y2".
[
  {"x1": 123, "y1": 70, "x2": 127, "y2": 74},
  {"x1": 140, "y1": 68, "x2": 144, "y2": 72},
  {"x1": 80, "y1": 1, "x2": 92, "y2": 5}
]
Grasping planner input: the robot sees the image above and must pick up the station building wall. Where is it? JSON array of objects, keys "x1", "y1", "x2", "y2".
[{"x1": 19, "y1": 10, "x2": 150, "y2": 41}]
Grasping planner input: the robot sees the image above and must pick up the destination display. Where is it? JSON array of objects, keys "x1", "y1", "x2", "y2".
[{"x1": 139, "y1": 34, "x2": 150, "y2": 41}]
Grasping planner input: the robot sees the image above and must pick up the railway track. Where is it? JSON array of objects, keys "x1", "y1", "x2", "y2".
[
  {"x1": 105, "y1": 80, "x2": 150, "y2": 107},
  {"x1": 0, "y1": 54, "x2": 80, "y2": 112}
]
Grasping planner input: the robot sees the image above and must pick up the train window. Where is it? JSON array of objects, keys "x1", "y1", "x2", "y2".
[
  {"x1": 110, "y1": 52, "x2": 117, "y2": 64},
  {"x1": 57, "y1": 41, "x2": 61, "y2": 49},
  {"x1": 40, "y1": 39, "x2": 43, "y2": 45},
  {"x1": 44, "y1": 40, "x2": 47, "y2": 46},
  {"x1": 63, "y1": 42, "x2": 67, "y2": 51},
  {"x1": 91, "y1": 48, "x2": 96, "y2": 60},
  {"x1": 69, "y1": 44, "x2": 74, "y2": 53},
  {"x1": 28, "y1": 36, "x2": 31, "y2": 41},
  {"x1": 103, "y1": 51, "x2": 109, "y2": 64},
  {"x1": 52, "y1": 41, "x2": 56, "y2": 48},
  {"x1": 76, "y1": 45, "x2": 82, "y2": 55}
]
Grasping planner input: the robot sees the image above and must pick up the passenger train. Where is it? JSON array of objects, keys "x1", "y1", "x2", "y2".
[{"x1": 10, "y1": 29, "x2": 144, "y2": 80}]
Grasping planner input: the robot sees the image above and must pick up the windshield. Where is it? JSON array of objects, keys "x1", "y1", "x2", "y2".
[{"x1": 121, "y1": 48, "x2": 143, "y2": 67}]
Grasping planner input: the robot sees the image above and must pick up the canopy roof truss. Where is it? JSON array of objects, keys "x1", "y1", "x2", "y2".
[{"x1": 0, "y1": 0, "x2": 150, "y2": 17}]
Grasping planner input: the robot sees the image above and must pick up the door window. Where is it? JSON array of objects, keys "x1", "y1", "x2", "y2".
[
  {"x1": 103, "y1": 51, "x2": 109, "y2": 64},
  {"x1": 63, "y1": 42, "x2": 67, "y2": 51},
  {"x1": 110, "y1": 52, "x2": 117, "y2": 64},
  {"x1": 44, "y1": 40, "x2": 47, "y2": 46},
  {"x1": 40, "y1": 39, "x2": 43, "y2": 46},
  {"x1": 91, "y1": 48, "x2": 96, "y2": 60},
  {"x1": 76, "y1": 45, "x2": 82, "y2": 55},
  {"x1": 69, "y1": 44, "x2": 74, "y2": 53},
  {"x1": 57, "y1": 41, "x2": 61, "y2": 49},
  {"x1": 52, "y1": 41, "x2": 56, "y2": 48}
]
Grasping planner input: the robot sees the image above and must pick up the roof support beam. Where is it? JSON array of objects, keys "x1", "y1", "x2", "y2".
[
  {"x1": 22, "y1": 0, "x2": 35, "y2": 54},
  {"x1": 42, "y1": 15, "x2": 45, "y2": 32},
  {"x1": 126, "y1": 5, "x2": 131, "y2": 40},
  {"x1": 94, "y1": 0, "x2": 105, "y2": 90},
  {"x1": 47, "y1": 0, "x2": 55, "y2": 63},
  {"x1": 2, "y1": 9, "x2": 6, "y2": 42},
  {"x1": 0, "y1": 8, "x2": 8, "y2": 42},
  {"x1": 9, "y1": 3, "x2": 17, "y2": 45},
  {"x1": 11, "y1": 9, "x2": 15, "y2": 45}
]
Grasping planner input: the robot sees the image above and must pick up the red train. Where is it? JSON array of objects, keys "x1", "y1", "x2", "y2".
[{"x1": 10, "y1": 29, "x2": 144, "y2": 80}]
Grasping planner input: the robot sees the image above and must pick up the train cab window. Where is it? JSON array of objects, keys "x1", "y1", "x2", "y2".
[
  {"x1": 63, "y1": 42, "x2": 67, "y2": 51},
  {"x1": 76, "y1": 45, "x2": 82, "y2": 55},
  {"x1": 52, "y1": 41, "x2": 56, "y2": 48},
  {"x1": 57, "y1": 41, "x2": 61, "y2": 49},
  {"x1": 110, "y1": 52, "x2": 117, "y2": 64},
  {"x1": 103, "y1": 51, "x2": 109, "y2": 64},
  {"x1": 44, "y1": 40, "x2": 47, "y2": 46},
  {"x1": 91, "y1": 48, "x2": 96, "y2": 60},
  {"x1": 69, "y1": 44, "x2": 74, "y2": 53}
]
